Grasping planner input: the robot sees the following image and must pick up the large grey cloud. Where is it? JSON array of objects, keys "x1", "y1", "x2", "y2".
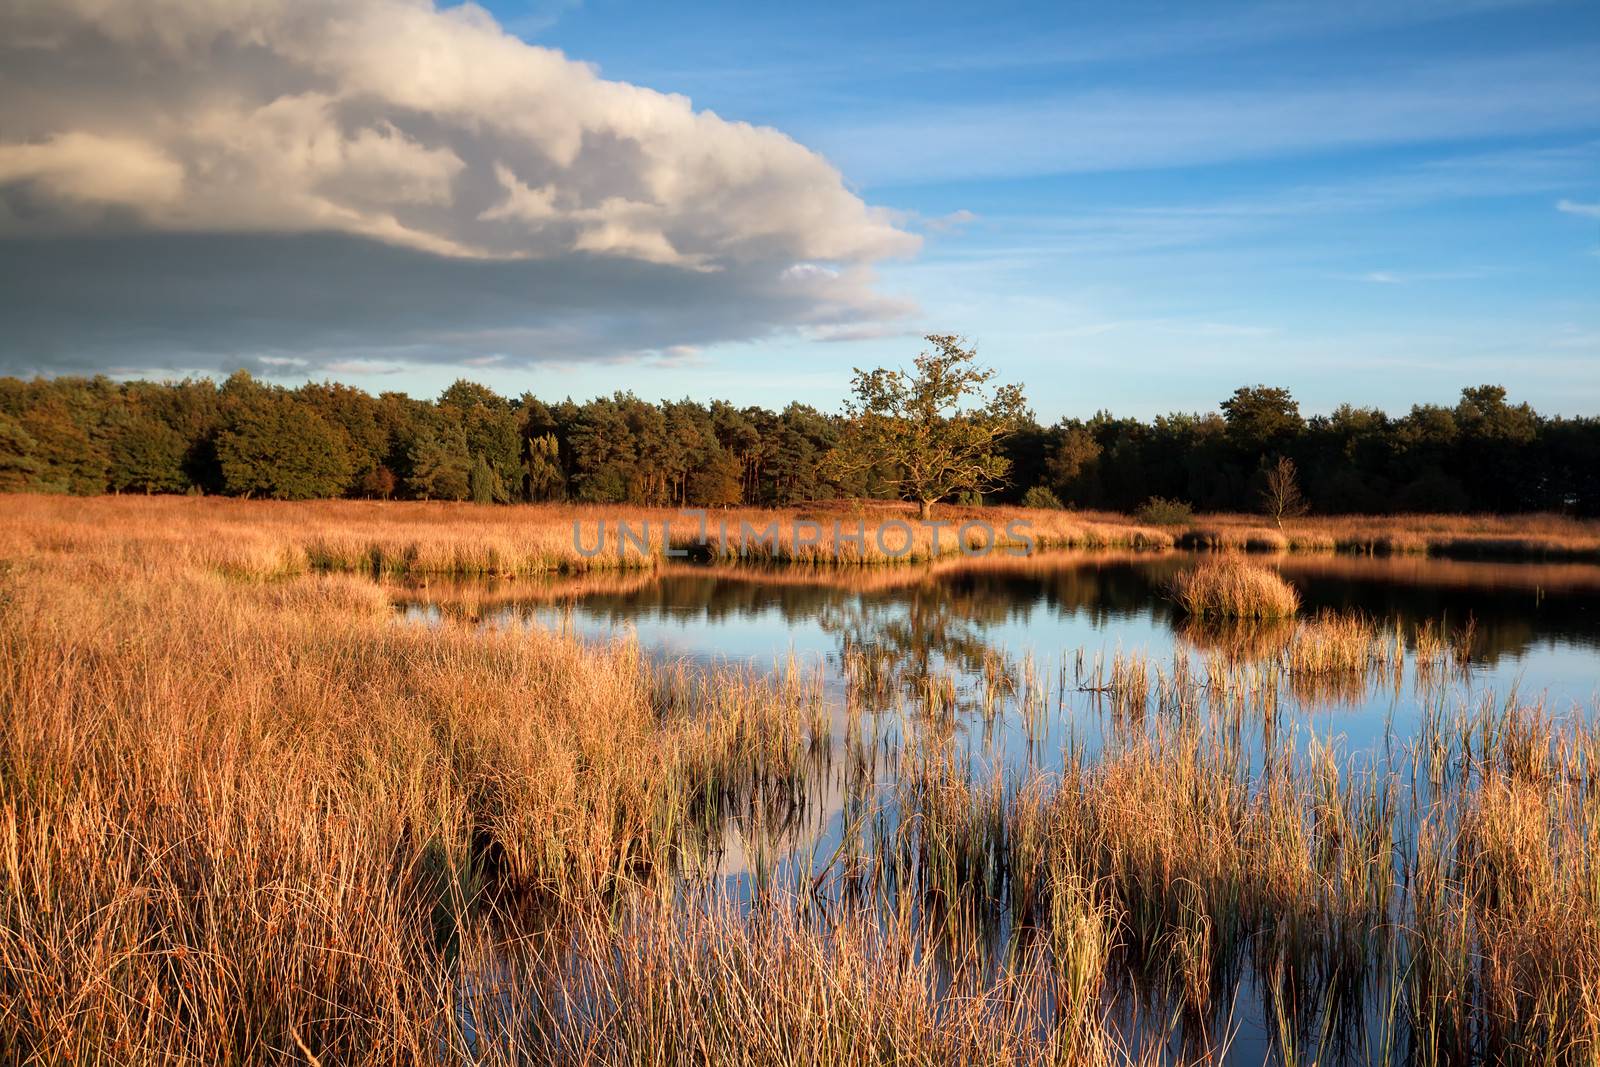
[{"x1": 0, "y1": 0, "x2": 918, "y2": 375}]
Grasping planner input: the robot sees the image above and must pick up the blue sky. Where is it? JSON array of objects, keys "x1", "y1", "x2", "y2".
[
  {"x1": 472, "y1": 0, "x2": 1600, "y2": 418},
  {"x1": 1, "y1": 0, "x2": 1596, "y2": 421}
]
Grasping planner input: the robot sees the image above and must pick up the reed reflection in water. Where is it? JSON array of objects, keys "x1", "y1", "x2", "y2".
[{"x1": 394, "y1": 550, "x2": 1600, "y2": 1063}]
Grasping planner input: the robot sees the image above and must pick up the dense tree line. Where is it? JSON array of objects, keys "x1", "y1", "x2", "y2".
[
  {"x1": 1, "y1": 372, "x2": 1596, "y2": 514},
  {"x1": 0, "y1": 372, "x2": 865, "y2": 507},
  {"x1": 1005, "y1": 384, "x2": 1600, "y2": 516}
]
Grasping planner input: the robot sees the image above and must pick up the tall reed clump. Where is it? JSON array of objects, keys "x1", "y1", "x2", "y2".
[
  {"x1": 1168, "y1": 554, "x2": 1301, "y2": 618},
  {"x1": 870, "y1": 716, "x2": 1399, "y2": 1052},
  {"x1": 1285, "y1": 612, "x2": 1380, "y2": 674},
  {"x1": 467, "y1": 894, "x2": 1145, "y2": 1066},
  {"x1": 1404, "y1": 705, "x2": 1600, "y2": 1063},
  {"x1": 0, "y1": 549, "x2": 828, "y2": 1063}
]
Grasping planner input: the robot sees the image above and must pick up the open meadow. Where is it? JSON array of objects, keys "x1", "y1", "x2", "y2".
[{"x1": 2, "y1": 495, "x2": 1598, "y2": 1064}]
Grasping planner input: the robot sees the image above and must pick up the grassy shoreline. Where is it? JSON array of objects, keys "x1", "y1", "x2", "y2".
[
  {"x1": 4, "y1": 494, "x2": 1599, "y2": 579},
  {"x1": 1175, "y1": 510, "x2": 1600, "y2": 560}
]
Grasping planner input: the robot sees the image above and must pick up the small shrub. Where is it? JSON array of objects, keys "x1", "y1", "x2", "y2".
[
  {"x1": 1136, "y1": 497, "x2": 1194, "y2": 526},
  {"x1": 1022, "y1": 486, "x2": 1063, "y2": 510}
]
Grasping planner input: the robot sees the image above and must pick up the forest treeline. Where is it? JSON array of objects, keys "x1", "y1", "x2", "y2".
[{"x1": 1, "y1": 372, "x2": 1596, "y2": 514}]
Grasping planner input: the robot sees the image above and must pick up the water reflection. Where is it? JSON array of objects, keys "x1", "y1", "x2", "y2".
[
  {"x1": 394, "y1": 549, "x2": 1600, "y2": 904},
  {"x1": 394, "y1": 549, "x2": 1600, "y2": 887},
  {"x1": 401, "y1": 551, "x2": 1600, "y2": 1064},
  {"x1": 395, "y1": 550, "x2": 1600, "y2": 711}
]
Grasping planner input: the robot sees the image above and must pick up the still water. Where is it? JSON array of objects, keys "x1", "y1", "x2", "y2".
[
  {"x1": 398, "y1": 549, "x2": 1600, "y2": 740},
  {"x1": 398, "y1": 549, "x2": 1600, "y2": 865},
  {"x1": 401, "y1": 550, "x2": 1600, "y2": 1062}
]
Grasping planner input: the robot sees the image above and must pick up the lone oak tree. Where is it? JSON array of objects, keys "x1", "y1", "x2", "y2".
[{"x1": 837, "y1": 335, "x2": 1026, "y2": 520}]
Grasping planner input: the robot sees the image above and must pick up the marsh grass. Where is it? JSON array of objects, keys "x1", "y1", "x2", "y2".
[
  {"x1": 0, "y1": 548, "x2": 834, "y2": 1062},
  {"x1": 460, "y1": 890, "x2": 1160, "y2": 1067},
  {"x1": 1285, "y1": 611, "x2": 1397, "y2": 677},
  {"x1": 2, "y1": 503, "x2": 1598, "y2": 1065},
  {"x1": 872, "y1": 696, "x2": 1600, "y2": 1063},
  {"x1": 1169, "y1": 555, "x2": 1301, "y2": 618},
  {"x1": 0, "y1": 494, "x2": 1177, "y2": 580},
  {"x1": 7, "y1": 495, "x2": 1598, "y2": 587},
  {"x1": 1177, "y1": 512, "x2": 1600, "y2": 562}
]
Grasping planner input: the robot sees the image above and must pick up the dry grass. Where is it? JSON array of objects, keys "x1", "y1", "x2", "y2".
[
  {"x1": 0, "y1": 494, "x2": 1175, "y2": 578},
  {"x1": 1176, "y1": 526, "x2": 1291, "y2": 552},
  {"x1": 887, "y1": 693, "x2": 1600, "y2": 1063},
  {"x1": 0, "y1": 548, "x2": 829, "y2": 1062},
  {"x1": 1285, "y1": 611, "x2": 1397, "y2": 676},
  {"x1": 1168, "y1": 555, "x2": 1301, "y2": 618},
  {"x1": 2, "y1": 501, "x2": 1597, "y2": 1064},
  {"x1": 478, "y1": 894, "x2": 1143, "y2": 1066},
  {"x1": 0, "y1": 507, "x2": 1174, "y2": 1064},
  {"x1": 1403, "y1": 705, "x2": 1600, "y2": 1063},
  {"x1": 6, "y1": 496, "x2": 1595, "y2": 584},
  {"x1": 1174, "y1": 511, "x2": 1600, "y2": 561}
]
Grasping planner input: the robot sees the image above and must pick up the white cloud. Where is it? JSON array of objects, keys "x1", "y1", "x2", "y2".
[
  {"x1": 0, "y1": 0, "x2": 918, "y2": 373},
  {"x1": 0, "y1": 133, "x2": 185, "y2": 209},
  {"x1": 323, "y1": 359, "x2": 407, "y2": 376},
  {"x1": 924, "y1": 143, "x2": 1600, "y2": 270},
  {"x1": 1351, "y1": 268, "x2": 1490, "y2": 284},
  {"x1": 923, "y1": 209, "x2": 979, "y2": 233},
  {"x1": 1558, "y1": 198, "x2": 1600, "y2": 219},
  {"x1": 657, "y1": 344, "x2": 705, "y2": 366},
  {"x1": 0, "y1": 0, "x2": 916, "y2": 266}
]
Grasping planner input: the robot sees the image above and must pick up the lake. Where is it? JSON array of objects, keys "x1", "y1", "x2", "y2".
[{"x1": 398, "y1": 548, "x2": 1600, "y2": 740}]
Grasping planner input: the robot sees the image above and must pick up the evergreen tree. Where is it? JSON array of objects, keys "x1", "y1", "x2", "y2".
[
  {"x1": 468, "y1": 454, "x2": 507, "y2": 503},
  {"x1": 406, "y1": 426, "x2": 472, "y2": 501},
  {"x1": 686, "y1": 444, "x2": 743, "y2": 506},
  {"x1": 19, "y1": 396, "x2": 109, "y2": 493},
  {"x1": 0, "y1": 371, "x2": 1595, "y2": 515},
  {"x1": 1221, "y1": 385, "x2": 1303, "y2": 457},
  {"x1": 525, "y1": 433, "x2": 565, "y2": 501}
]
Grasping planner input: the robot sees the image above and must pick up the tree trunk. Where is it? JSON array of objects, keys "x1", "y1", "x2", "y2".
[{"x1": 919, "y1": 498, "x2": 934, "y2": 521}]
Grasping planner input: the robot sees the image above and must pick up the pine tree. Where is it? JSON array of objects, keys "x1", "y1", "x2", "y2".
[
  {"x1": 525, "y1": 433, "x2": 565, "y2": 501},
  {"x1": 469, "y1": 454, "x2": 506, "y2": 504}
]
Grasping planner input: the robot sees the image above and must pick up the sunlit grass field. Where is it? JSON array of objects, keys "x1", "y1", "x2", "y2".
[
  {"x1": 1, "y1": 498, "x2": 1597, "y2": 1064},
  {"x1": 2, "y1": 495, "x2": 1598, "y2": 580}
]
